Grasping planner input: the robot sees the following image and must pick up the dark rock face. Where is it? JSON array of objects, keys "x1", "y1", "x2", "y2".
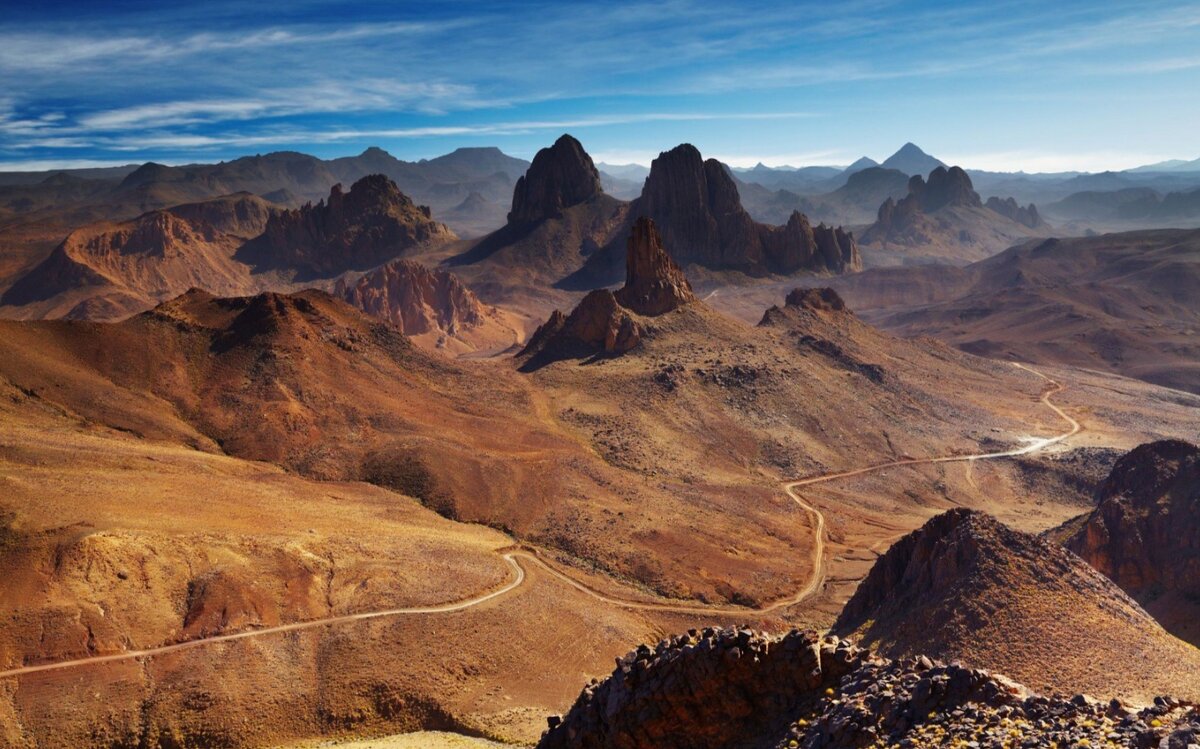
[
  {"x1": 334, "y1": 259, "x2": 485, "y2": 337},
  {"x1": 986, "y1": 196, "x2": 1045, "y2": 228},
  {"x1": 1065, "y1": 440, "x2": 1200, "y2": 597},
  {"x1": 636, "y1": 144, "x2": 860, "y2": 275},
  {"x1": 537, "y1": 626, "x2": 1200, "y2": 749},
  {"x1": 537, "y1": 629, "x2": 869, "y2": 749},
  {"x1": 614, "y1": 217, "x2": 696, "y2": 315},
  {"x1": 785, "y1": 287, "x2": 846, "y2": 312},
  {"x1": 520, "y1": 289, "x2": 642, "y2": 363},
  {"x1": 520, "y1": 218, "x2": 695, "y2": 366},
  {"x1": 910, "y1": 166, "x2": 982, "y2": 213},
  {"x1": 507, "y1": 134, "x2": 603, "y2": 225},
  {"x1": 239, "y1": 174, "x2": 455, "y2": 278}
]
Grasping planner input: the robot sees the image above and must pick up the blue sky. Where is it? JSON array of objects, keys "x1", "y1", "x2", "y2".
[{"x1": 1, "y1": 0, "x2": 1198, "y2": 172}]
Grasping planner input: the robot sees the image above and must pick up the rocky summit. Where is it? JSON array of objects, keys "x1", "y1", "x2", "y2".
[
  {"x1": 985, "y1": 196, "x2": 1045, "y2": 228},
  {"x1": 239, "y1": 174, "x2": 455, "y2": 278},
  {"x1": 507, "y1": 133, "x2": 604, "y2": 225},
  {"x1": 629, "y1": 143, "x2": 860, "y2": 275},
  {"x1": 537, "y1": 628, "x2": 1200, "y2": 749},
  {"x1": 613, "y1": 216, "x2": 696, "y2": 315}
]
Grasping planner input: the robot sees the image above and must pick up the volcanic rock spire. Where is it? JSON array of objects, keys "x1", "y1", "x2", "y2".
[
  {"x1": 614, "y1": 217, "x2": 696, "y2": 316},
  {"x1": 507, "y1": 134, "x2": 603, "y2": 225}
]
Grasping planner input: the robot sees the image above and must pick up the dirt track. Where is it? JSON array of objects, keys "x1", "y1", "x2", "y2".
[{"x1": 0, "y1": 364, "x2": 1078, "y2": 679}]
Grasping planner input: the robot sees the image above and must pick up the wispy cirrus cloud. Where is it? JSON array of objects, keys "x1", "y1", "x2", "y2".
[
  {"x1": 0, "y1": 0, "x2": 1197, "y2": 171},
  {"x1": 0, "y1": 20, "x2": 466, "y2": 73},
  {"x1": 11, "y1": 111, "x2": 817, "y2": 152}
]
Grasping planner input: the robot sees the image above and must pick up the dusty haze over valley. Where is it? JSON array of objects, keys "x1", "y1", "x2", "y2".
[{"x1": 0, "y1": 1, "x2": 1198, "y2": 748}]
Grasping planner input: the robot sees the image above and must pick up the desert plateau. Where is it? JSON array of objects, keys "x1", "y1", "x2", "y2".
[{"x1": 0, "y1": 2, "x2": 1198, "y2": 747}]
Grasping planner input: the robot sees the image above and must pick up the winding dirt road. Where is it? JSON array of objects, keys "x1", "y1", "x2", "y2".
[{"x1": 0, "y1": 363, "x2": 1078, "y2": 680}]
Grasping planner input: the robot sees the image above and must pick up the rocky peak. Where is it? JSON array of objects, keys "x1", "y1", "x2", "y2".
[
  {"x1": 536, "y1": 625, "x2": 1199, "y2": 749},
  {"x1": 986, "y1": 196, "x2": 1045, "y2": 228},
  {"x1": 519, "y1": 218, "x2": 697, "y2": 366},
  {"x1": 507, "y1": 134, "x2": 603, "y2": 225},
  {"x1": 613, "y1": 217, "x2": 696, "y2": 316},
  {"x1": 240, "y1": 174, "x2": 454, "y2": 279},
  {"x1": 631, "y1": 144, "x2": 860, "y2": 275},
  {"x1": 1064, "y1": 440, "x2": 1200, "y2": 604},
  {"x1": 910, "y1": 166, "x2": 982, "y2": 213}
]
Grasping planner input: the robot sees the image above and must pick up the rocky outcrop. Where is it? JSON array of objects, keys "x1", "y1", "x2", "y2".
[
  {"x1": 986, "y1": 196, "x2": 1045, "y2": 228},
  {"x1": 519, "y1": 218, "x2": 695, "y2": 366},
  {"x1": 239, "y1": 174, "x2": 455, "y2": 278},
  {"x1": 613, "y1": 217, "x2": 695, "y2": 315},
  {"x1": 784, "y1": 287, "x2": 847, "y2": 313},
  {"x1": 1064, "y1": 440, "x2": 1200, "y2": 601},
  {"x1": 507, "y1": 134, "x2": 603, "y2": 225},
  {"x1": 867, "y1": 167, "x2": 981, "y2": 238},
  {"x1": 860, "y1": 166, "x2": 1049, "y2": 262},
  {"x1": 334, "y1": 259, "x2": 486, "y2": 338},
  {"x1": 632, "y1": 144, "x2": 859, "y2": 275},
  {"x1": 538, "y1": 627, "x2": 1200, "y2": 749},
  {"x1": 538, "y1": 629, "x2": 870, "y2": 749}
]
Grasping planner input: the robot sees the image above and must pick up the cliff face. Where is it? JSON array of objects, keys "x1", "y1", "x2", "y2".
[
  {"x1": 241, "y1": 174, "x2": 455, "y2": 278},
  {"x1": 633, "y1": 144, "x2": 860, "y2": 275},
  {"x1": 0, "y1": 194, "x2": 275, "y2": 314},
  {"x1": 507, "y1": 134, "x2": 603, "y2": 225},
  {"x1": 334, "y1": 259, "x2": 486, "y2": 338},
  {"x1": 1063, "y1": 440, "x2": 1200, "y2": 645}
]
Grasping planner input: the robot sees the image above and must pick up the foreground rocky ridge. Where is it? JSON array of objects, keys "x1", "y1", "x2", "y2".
[
  {"x1": 832, "y1": 509, "x2": 1200, "y2": 702},
  {"x1": 538, "y1": 628, "x2": 1200, "y2": 749}
]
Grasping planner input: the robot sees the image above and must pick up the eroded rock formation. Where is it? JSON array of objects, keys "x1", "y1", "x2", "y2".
[
  {"x1": 240, "y1": 174, "x2": 455, "y2": 278},
  {"x1": 613, "y1": 216, "x2": 696, "y2": 315},
  {"x1": 520, "y1": 217, "x2": 695, "y2": 365},
  {"x1": 633, "y1": 144, "x2": 860, "y2": 275},
  {"x1": 507, "y1": 134, "x2": 603, "y2": 225},
  {"x1": 986, "y1": 196, "x2": 1045, "y2": 228},
  {"x1": 538, "y1": 627, "x2": 1200, "y2": 749},
  {"x1": 334, "y1": 259, "x2": 486, "y2": 338}
]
